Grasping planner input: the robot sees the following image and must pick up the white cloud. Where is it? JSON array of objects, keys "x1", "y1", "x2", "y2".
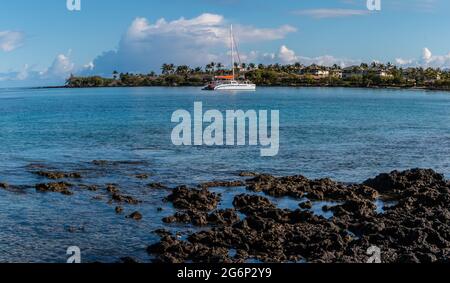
[
  {"x1": 395, "y1": 58, "x2": 413, "y2": 65},
  {"x1": 278, "y1": 45, "x2": 298, "y2": 64},
  {"x1": 89, "y1": 13, "x2": 296, "y2": 75},
  {"x1": 0, "y1": 51, "x2": 88, "y2": 87},
  {"x1": 297, "y1": 55, "x2": 359, "y2": 67},
  {"x1": 245, "y1": 45, "x2": 360, "y2": 67},
  {"x1": 422, "y1": 47, "x2": 433, "y2": 62},
  {"x1": 0, "y1": 31, "x2": 24, "y2": 52},
  {"x1": 125, "y1": 14, "x2": 295, "y2": 45},
  {"x1": 40, "y1": 53, "x2": 75, "y2": 79},
  {"x1": 16, "y1": 64, "x2": 30, "y2": 81},
  {"x1": 396, "y1": 48, "x2": 450, "y2": 68},
  {"x1": 83, "y1": 61, "x2": 94, "y2": 70},
  {"x1": 294, "y1": 9, "x2": 369, "y2": 19}
]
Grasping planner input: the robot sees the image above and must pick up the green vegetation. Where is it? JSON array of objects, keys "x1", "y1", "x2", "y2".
[{"x1": 65, "y1": 62, "x2": 450, "y2": 90}]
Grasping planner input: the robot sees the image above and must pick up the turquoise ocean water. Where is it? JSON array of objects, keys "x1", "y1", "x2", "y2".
[{"x1": 0, "y1": 87, "x2": 448, "y2": 262}]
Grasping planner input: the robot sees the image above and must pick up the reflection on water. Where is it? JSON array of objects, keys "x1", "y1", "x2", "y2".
[{"x1": 375, "y1": 199, "x2": 399, "y2": 214}]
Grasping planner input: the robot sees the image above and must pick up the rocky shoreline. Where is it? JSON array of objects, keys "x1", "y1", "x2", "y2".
[
  {"x1": 1, "y1": 166, "x2": 449, "y2": 263},
  {"x1": 148, "y1": 169, "x2": 450, "y2": 263}
]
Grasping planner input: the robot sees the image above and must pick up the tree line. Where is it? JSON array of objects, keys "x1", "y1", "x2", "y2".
[{"x1": 65, "y1": 62, "x2": 450, "y2": 90}]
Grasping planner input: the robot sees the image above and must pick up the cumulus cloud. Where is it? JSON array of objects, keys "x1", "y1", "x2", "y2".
[
  {"x1": 0, "y1": 51, "x2": 92, "y2": 87},
  {"x1": 244, "y1": 45, "x2": 360, "y2": 67},
  {"x1": 422, "y1": 47, "x2": 433, "y2": 62},
  {"x1": 395, "y1": 48, "x2": 450, "y2": 68},
  {"x1": 0, "y1": 30, "x2": 24, "y2": 52},
  {"x1": 88, "y1": 13, "x2": 297, "y2": 75},
  {"x1": 83, "y1": 61, "x2": 94, "y2": 70},
  {"x1": 395, "y1": 58, "x2": 413, "y2": 66},
  {"x1": 278, "y1": 45, "x2": 298, "y2": 64},
  {"x1": 294, "y1": 9, "x2": 369, "y2": 19},
  {"x1": 40, "y1": 53, "x2": 76, "y2": 79}
]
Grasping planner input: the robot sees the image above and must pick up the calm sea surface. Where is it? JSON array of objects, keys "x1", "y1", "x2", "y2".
[{"x1": 0, "y1": 87, "x2": 449, "y2": 262}]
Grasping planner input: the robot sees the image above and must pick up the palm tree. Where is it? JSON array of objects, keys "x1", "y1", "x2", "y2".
[
  {"x1": 233, "y1": 62, "x2": 240, "y2": 75},
  {"x1": 209, "y1": 62, "x2": 216, "y2": 73},
  {"x1": 294, "y1": 62, "x2": 302, "y2": 72},
  {"x1": 176, "y1": 65, "x2": 190, "y2": 75},
  {"x1": 205, "y1": 63, "x2": 213, "y2": 74},
  {"x1": 161, "y1": 64, "x2": 168, "y2": 74},
  {"x1": 161, "y1": 63, "x2": 175, "y2": 75},
  {"x1": 216, "y1": 63, "x2": 224, "y2": 75}
]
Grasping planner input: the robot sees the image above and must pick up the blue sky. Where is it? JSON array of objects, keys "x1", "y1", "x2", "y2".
[{"x1": 1, "y1": 0, "x2": 450, "y2": 87}]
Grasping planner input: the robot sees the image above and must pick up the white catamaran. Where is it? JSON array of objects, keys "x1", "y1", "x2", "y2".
[{"x1": 203, "y1": 25, "x2": 256, "y2": 91}]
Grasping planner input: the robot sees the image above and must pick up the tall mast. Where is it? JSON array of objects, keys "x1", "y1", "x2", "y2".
[{"x1": 230, "y1": 25, "x2": 235, "y2": 80}]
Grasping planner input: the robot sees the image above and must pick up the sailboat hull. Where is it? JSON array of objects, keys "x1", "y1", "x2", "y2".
[{"x1": 214, "y1": 83, "x2": 256, "y2": 91}]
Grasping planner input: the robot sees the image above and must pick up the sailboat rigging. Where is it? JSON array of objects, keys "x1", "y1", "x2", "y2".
[{"x1": 203, "y1": 25, "x2": 256, "y2": 91}]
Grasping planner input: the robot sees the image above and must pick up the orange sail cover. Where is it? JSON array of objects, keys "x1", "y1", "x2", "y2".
[{"x1": 215, "y1": 75, "x2": 234, "y2": 80}]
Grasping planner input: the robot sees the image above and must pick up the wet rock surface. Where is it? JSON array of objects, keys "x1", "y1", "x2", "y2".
[
  {"x1": 34, "y1": 171, "x2": 82, "y2": 180},
  {"x1": 363, "y1": 168, "x2": 447, "y2": 195},
  {"x1": 163, "y1": 209, "x2": 240, "y2": 227},
  {"x1": 111, "y1": 193, "x2": 141, "y2": 205},
  {"x1": 126, "y1": 211, "x2": 143, "y2": 221},
  {"x1": 246, "y1": 174, "x2": 379, "y2": 201},
  {"x1": 105, "y1": 184, "x2": 141, "y2": 204},
  {"x1": 199, "y1": 180, "x2": 245, "y2": 189},
  {"x1": 35, "y1": 182, "x2": 73, "y2": 195},
  {"x1": 165, "y1": 186, "x2": 220, "y2": 211},
  {"x1": 238, "y1": 171, "x2": 260, "y2": 177},
  {"x1": 147, "y1": 183, "x2": 168, "y2": 189},
  {"x1": 4, "y1": 163, "x2": 449, "y2": 263},
  {"x1": 134, "y1": 174, "x2": 150, "y2": 180},
  {"x1": 78, "y1": 184, "x2": 99, "y2": 191},
  {"x1": 299, "y1": 201, "x2": 313, "y2": 209},
  {"x1": 149, "y1": 169, "x2": 450, "y2": 263}
]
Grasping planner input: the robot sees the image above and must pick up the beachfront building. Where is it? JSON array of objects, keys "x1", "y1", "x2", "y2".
[
  {"x1": 401, "y1": 68, "x2": 419, "y2": 84},
  {"x1": 374, "y1": 69, "x2": 393, "y2": 78},
  {"x1": 329, "y1": 69, "x2": 343, "y2": 79},
  {"x1": 342, "y1": 65, "x2": 393, "y2": 80},
  {"x1": 301, "y1": 65, "x2": 330, "y2": 79},
  {"x1": 401, "y1": 67, "x2": 442, "y2": 84},
  {"x1": 342, "y1": 66, "x2": 365, "y2": 80}
]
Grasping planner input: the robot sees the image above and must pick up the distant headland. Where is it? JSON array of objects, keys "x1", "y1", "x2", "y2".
[{"x1": 59, "y1": 62, "x2": 450, "y2": 91}]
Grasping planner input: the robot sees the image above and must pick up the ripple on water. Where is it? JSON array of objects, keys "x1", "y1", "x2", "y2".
[{"x1": 0, "y1": 87, "x2": 448, "y2": 262}]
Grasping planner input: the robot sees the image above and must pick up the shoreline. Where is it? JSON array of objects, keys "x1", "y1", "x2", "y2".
[
  {"x1": 1, "y1": 165, "x2": 449, "y2": 263},
  {"x1": 29, "y1": 84, "x2": 450, "y2": 93},
  {"x1": 149, "y1": 168, "x2": 450, "y2": 263}
]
